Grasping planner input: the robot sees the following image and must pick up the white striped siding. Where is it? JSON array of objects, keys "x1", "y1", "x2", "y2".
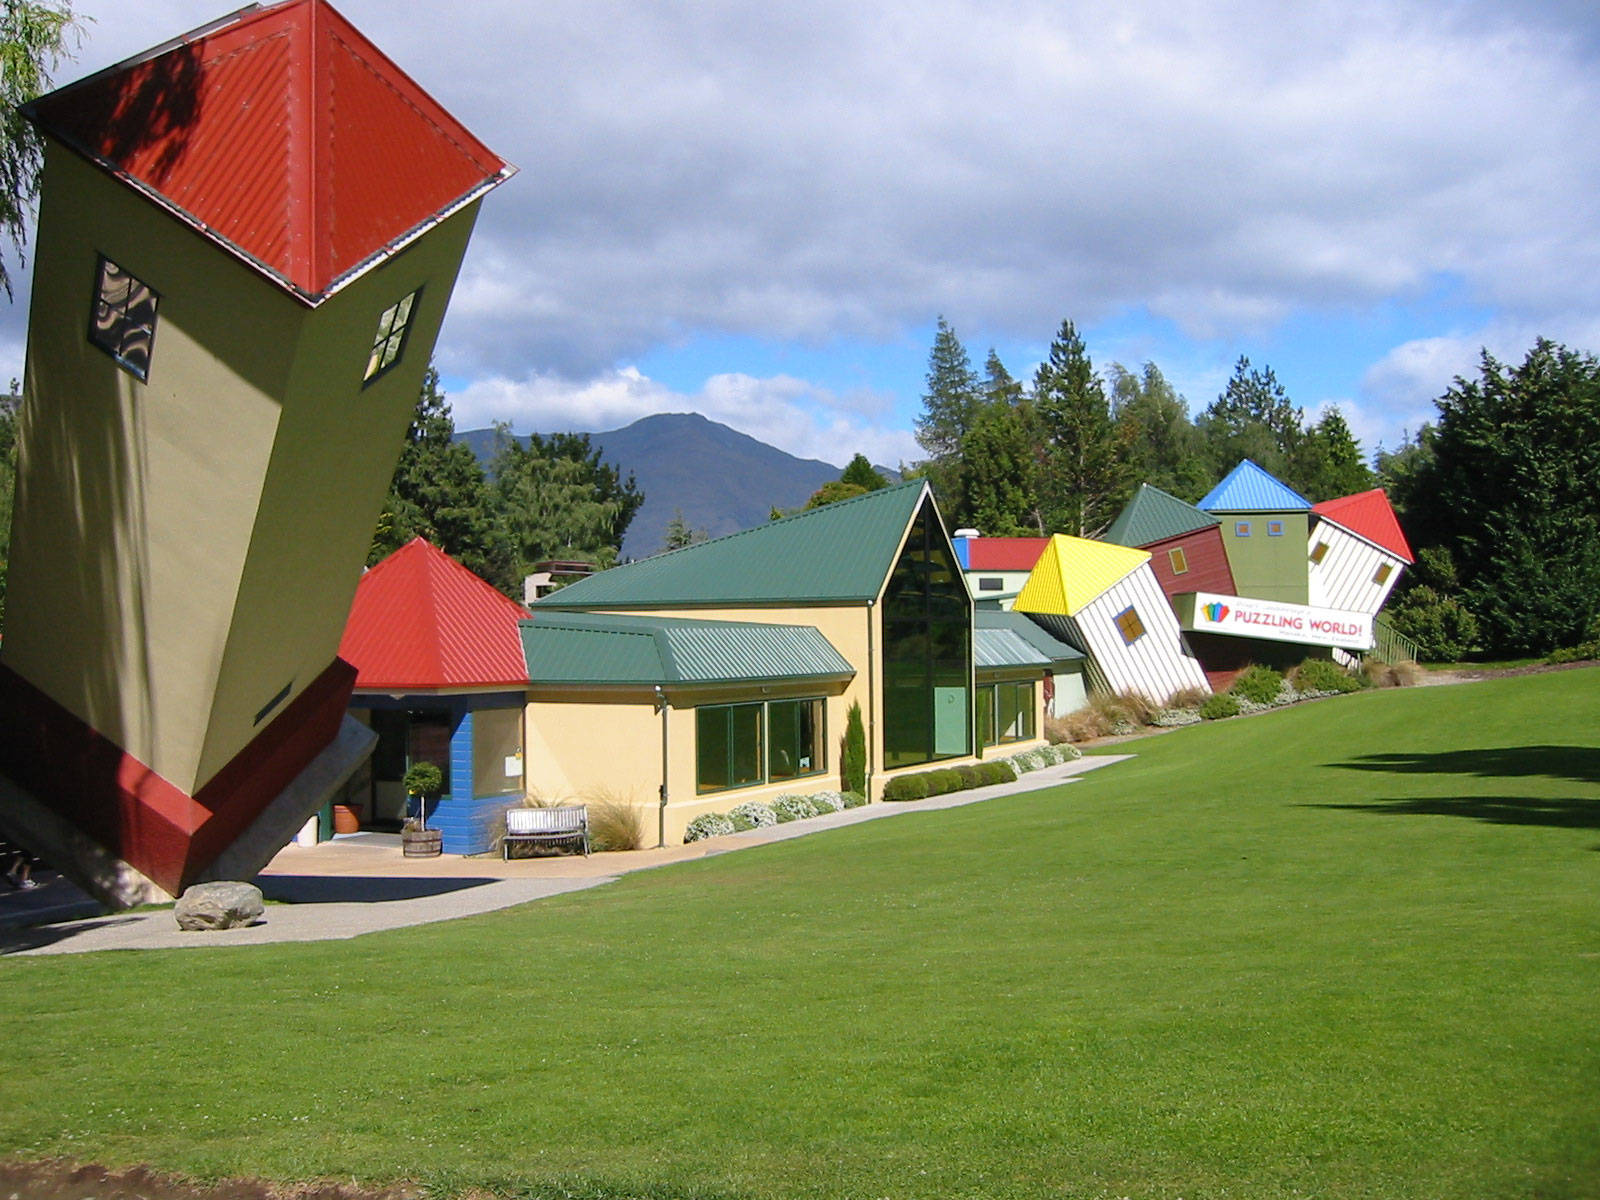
[
  {"x1": 1074, "y1": 565, "x2": 1211, "y2": 704},
  {"x1": 1308, "y1": 524, "x2": 1404, "y2": 614}
]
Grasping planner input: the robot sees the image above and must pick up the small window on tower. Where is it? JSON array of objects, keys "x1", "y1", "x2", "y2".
[
  {"x1": 1234, "y1": 521, "x2": 1252, "y2": 538},
  {"x1": 1373, "y1": 563, "x2": 1393, "y2": 586},
  {"x1": 1309, "y1": 541, "x2": 1329, "y2": 565},
  {"x1": 89, "y1": 256, "x2": 158, "y2": 380},
  {"x1": 1267, "y1": 520, "x2": 1285, "y2": 537},
  {"x1": 1114, "y1": 606, "x2": 1146, "y2": 645},
  {"x1": 364, "y1": 288, "x2": 420, "y2": 384},
  {"x1": 1168, "y1": 547, "x2": 1189, "y2": 575}
]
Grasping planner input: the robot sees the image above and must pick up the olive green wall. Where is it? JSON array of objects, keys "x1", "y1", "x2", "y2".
[{"x1": 1215, "y1": 511, "x2": 1310, "y2": 604}]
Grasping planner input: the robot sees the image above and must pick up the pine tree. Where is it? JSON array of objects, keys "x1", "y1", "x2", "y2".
[
  {"x1": 1109, "y1": 361, "x2": 1209, "y2": 502},
  {"x1": 1199, "y1": 356, "x2": 1302, "y2": 480},
  {"x1": 1032, "y1": 320, "x2": 1128, "y2": 537},
  {"x1": 1292, "y1": 406, "x2": 1373, "y2": 501},
  {"x1": 662, "y1": 509, "x2": 707, "y2": 551},
  {"x1": 839, "y1": 453, "x2": 888, "y2": 492},
  {"x1": 915, "y1": 317, "x2": 982, "y2": 517}
]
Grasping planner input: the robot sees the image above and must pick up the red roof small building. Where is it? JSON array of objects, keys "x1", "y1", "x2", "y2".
[
  {"x1": 964, "y1": 537, "x2": 1050, "y2": 571},
  {"x1": 1312, "y1": 490, "x2": 1415, "y2": 563},
  {"x1": 340, "y1": 539, "x2": 530, "y2": 691},
  {"x1": 25, "y1": 0, "x2": 513, "y2": 303}
]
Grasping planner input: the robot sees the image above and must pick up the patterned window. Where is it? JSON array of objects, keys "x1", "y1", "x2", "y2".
[
  {"x1": 1309, "y1": 541, "x2": 1329, "y2": 565},
  {"x1": 1372, "y1": 563, "x2": 1393, "y2": 586},
  {"x1": 1234, "y1": 521, "x2": 1252, "y2": 538},
  {"x1": 1168, "y1": 547, "x2": 1189, "y2": 575},
  {"x1": 1114, "y1": 606, "x2": 1146, "y2": 645},
  {"x1": 364, "y1": 289, "x2": 420, "y2": 384},
  {"x1": 89, "y1": 257, "x2": 158, "y2": 380}
]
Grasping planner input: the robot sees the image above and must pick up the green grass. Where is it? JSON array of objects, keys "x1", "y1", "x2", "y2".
[{"x1": 4, "y1": 669, "x2": 1599, "y2": 1200}]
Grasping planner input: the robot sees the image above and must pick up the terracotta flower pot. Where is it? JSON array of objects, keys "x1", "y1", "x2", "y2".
[{"x1": 332, "y1": 804, "x2": 360, "y2": 835}]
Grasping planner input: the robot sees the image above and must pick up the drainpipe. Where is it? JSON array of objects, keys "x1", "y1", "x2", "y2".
[{"x1": 655, "y1": 685, "x2": 668, "y2": 848}]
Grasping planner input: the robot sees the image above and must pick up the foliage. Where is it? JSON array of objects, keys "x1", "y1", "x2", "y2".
[
  {"x1": 880, "y1": 773, "x2": 929, "y2": 801},
  {"x1": 490, "y1": 426, "x2": 643, "y2": 586},
  {"x1": 682, "y1": 812, "x2": 735, "y2": 842},
  {"x1": 841, "y1": 701, "x2": 866, "y2": 795},
  {"x1": 1229, "y1": 665, "x2": 1285, "y2": 705},
  {"x1": 1199, "y1": 355, "x2": 1302, "y2": 482},
  {"x1": 584, "y1": 790, "x2": 647, "y2": 852},
  {"x1": 728, "y1": 800, "x2": 778, "y2": 831},
  {"x1": 1151, "y1": 707, "x2": 1203, "y2": 727},
  {"x1": 1288, "y1": 657, "x2": 1365, "y2": 695},
  {"x1": 926, "y1": 767, "x2": 965, "y2": 795},
  {"x1": 1398, "y1": 340, "x2": 1600, "y2": 654},
  {"x1": 840, "y1": 790, "x2": 867, "y2": 808},
  {"x1": 0, "y1": 1, "x2": 79, "y2": 297},
  {"x1": 1547, "y1": 641, "x2": 1600, "y2": 665},
  {"x1": 1293, "y1": 407, "x2": 1375, "y2": 501},
  {"x1": 402, "y1": 761, "x2": 442, "y2": 796},
  {"x1": 370, "y1": 366, "x2": 511, "y2": 587},
  {"x1": 661, "y1": 509, "x2": 708, "y2": 552},
  {"x1": 771, "y1": 793, "x2": 819, "y2": 822},
  {"x1": 1199, "y1": 691, "x2": 1241, "y2": 719},
  {"x1": 808, "y1": 791, "x2": 846, "y2": 814},
  {"x1": 960, "y1": 395, "x2": 1038, "y2": 535},
  {"x1": 803, "y1": 479, "x2": 868, "y2": 509},
  {"x1": 1110, "y1": 361, "x2": 1210, "y2": 503},
  {"x1": 914, "y1": 316, "x2": 982, "y2": 517},
  {"x1": 839, "y1": 454, "x2": 887, "y2": 492},
  {"x1": 1032, "y1": 319, "x2": 1128, "y2": 537},
  {"x1": 1386, "y1": 584, "x2": 1481, "y2": 662}
]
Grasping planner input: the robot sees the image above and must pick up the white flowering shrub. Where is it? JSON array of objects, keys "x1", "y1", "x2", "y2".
[
  {"x1": 1152, "y1": 708, "x2": 1203, "y2": 727},
  {"x1": 728, "y1": 800, "x2": 778, "y2": 830},
  {"x1": 772, "y1": 793, "x2": 819, "y2": 822},
  {"x1": 1111, "y1": 719, "x2": 1138, "y2": 736},
  {"x1": 1054, "y1": 743, "x2": 1083, "y2": 762},
  {"x1": 809, "y1": 791, "x2": 846, "y2": 813},
  {"x1": 683, "y1": 813, "x2": 736, "y2": 842}
]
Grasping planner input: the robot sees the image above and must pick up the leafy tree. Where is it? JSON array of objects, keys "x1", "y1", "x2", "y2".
[
  {"x1": 490, "y1": 428, "x2": 643, "y2": 584},
  {"x1": 1292, "y1": 406, "x2": 1374, "y2": 501},
  {"x1": 839, "y1": 452, "x2": 887, "y2": 492},
  {"x1": 1375, "y1": 425, "x2": 1438, "y2": 546},
  {"x1": 1109, "y1": 361, "x2": 1209, "y2": 502},
  {"x1": 1403, "y1": 340, "x2": 1600, "y2": 654},
  {"x1": 805, "y1": 480, "x2": 868, "y2": 509},
  {"x1": 0, "y1": 1, "x2": 79, "y2": 297},
  {"x1": 1386, "y1": 585, "x2": 1480, "y2": 662},
  {"x1": 661, "y1": 509, "x2": 707, "y2": 552},
  {"x1": 1199, "y1": 356, "x2": 1302, "y2": 481},
  {"x1": 370, "y1": 366, "x2": 511, "y2": 587},
  {"x1": 1032, "y1": 319, "x2": 1128, "y2": 536},
  {"x1": 961, "y1": 396, "x2": 1037, "y2": 535}
]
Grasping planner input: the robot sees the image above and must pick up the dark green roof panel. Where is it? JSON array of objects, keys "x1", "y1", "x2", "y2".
[
  {"x1": 537, "y1": 480, "x2": 930, "y2": 608},
  {"x1": 1104, "y1": 484, "x2": 1219, "y2": 547},
  {"x1": 975, "y1": 609, "x2": 1085, "y2": 664},
  {"x1": 521, "y1": 612, "x2": 855, "y2": 687}
]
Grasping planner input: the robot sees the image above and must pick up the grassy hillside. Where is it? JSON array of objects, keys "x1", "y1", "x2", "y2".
[{"x1": 3, "y1": 669, "x2": 1597, "y2": 1199}]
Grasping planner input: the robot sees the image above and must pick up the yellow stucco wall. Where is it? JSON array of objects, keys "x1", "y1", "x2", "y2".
[{"x1": 3, "y1": 139, "x2": 479, "y2": 793}]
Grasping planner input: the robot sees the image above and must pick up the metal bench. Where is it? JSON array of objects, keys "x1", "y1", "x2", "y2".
[{"x1": 503, "y1": 805, "x2": 589, "y2": 859}]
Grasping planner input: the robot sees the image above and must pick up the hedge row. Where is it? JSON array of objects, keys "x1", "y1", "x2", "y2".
[{"x1": 881, "y1": 743, "x2": 1081, "y2": 802}]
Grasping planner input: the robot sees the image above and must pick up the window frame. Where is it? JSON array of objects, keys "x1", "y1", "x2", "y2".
[
  {"x1": 696, "y1": 697, "x2": 828, "y2": 794},
  {"x1": 1167, "y1": 547, "x2": 1189, "y2": 575},
  {"x1": 87, "y1": 255, "x2": 160, "y2": 381},
  {"x1": 1234, "y1": 521, "x2": 1252, "y2": 538},
  {"x1": 978, "y1": 679, "x2": 1035, "y2": 748},
  {"x1": 1114, "y1": 605, "x2": 1146, "y2": 645},
  {"x1": 363, "y1": 287, "x2": 422, "y2": 386},
  {"x1": 1267, "y1": 520, "x2": 1285, "y2": 537},
  {"x1": 1372, "y1": 562, "x2": 1394, "y2": 586},
  {"x1": 1309, "y1": 541, "x2": 1329, "y2": 565}
]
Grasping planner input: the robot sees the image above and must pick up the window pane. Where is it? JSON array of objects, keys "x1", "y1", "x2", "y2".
[
  {"x1": 976, "y1": 686, "x2": 994, "y2": 748},
  {"x1": 365, "y1": 289, "x2": 418, "y2": 384},
  {"x1": 729, "y1": 704, "x2": 762, "y2": 786},
  {"x1": 471, "y1": 707, "x2": 523, "y2": 798},
  {"x1": 1115, "y1": 606, "x2": 1146, "y2": 645},
  {"x1": 89, "y1": 257, "x2": 158, "y2": 381},
  {"x1": 697, "y1": 707, "x2": 730, "y2": 792},
  {"x1": 768, "y1": 699, "x2": 800, "y2": 780}
]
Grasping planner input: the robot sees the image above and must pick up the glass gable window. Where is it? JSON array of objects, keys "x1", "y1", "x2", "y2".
[
  {"x1": 364, "y1": 289, "x2": 419, "y2": 383},
  {"x1": 882, "y1": 500, "x2": 971, "y2": 769},
  {"x1": 89, "y1": 256, "x2": 158, "y2": 380}
]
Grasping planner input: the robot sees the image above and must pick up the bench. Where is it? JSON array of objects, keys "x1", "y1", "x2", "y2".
[{"x1": 503, "y1": 805, "x2": 589, "y2": 859}]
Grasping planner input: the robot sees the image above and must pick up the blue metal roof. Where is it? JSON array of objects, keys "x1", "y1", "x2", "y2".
[{"x1": 1198, "y1": 459, "x2": 1312, "y2": 512}]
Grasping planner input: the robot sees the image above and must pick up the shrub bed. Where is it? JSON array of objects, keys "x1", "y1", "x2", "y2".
[
  {"x1": 728, "y1": 800, "x2": 778, "y2": 831},
  {"x1": 683, "y1": 813, "x2": 736, "y2": 842},
  {"x1": 772, "y1": 794, "x2": 820, "y2": 822},
  {"x1": 1199, "y1": 692, "x2": 1241, "y2": 720}
]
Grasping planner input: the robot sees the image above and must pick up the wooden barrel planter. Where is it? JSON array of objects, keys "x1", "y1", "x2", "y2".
[
  {"x1": 402, "y1": 828, "x2": 443, "y2": 857},
  {"x1": 332, "y1": 804, "x2": 361, "y2": 835}
]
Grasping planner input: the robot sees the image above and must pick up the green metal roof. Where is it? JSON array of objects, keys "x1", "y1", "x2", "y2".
[
  {"x1": 520, "y1": 612, "x2": 856, "y2": 687},
  {"x1": 536, "y1": 480, "x2": 931, "y2": 608},
  {"x1": 976, "y1": 609, "x2": 1085, "y2": 665},
  {"x1": 974, "y1": 627, "x2": 1050, "y2": 672},
  {"x1": 1104, "y1": 484, "x2": 1219, "y2": 547}
]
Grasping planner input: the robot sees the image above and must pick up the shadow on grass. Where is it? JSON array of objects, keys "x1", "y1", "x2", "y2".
[
  {"x1": 1305, "y1": 793, "x2": 1600, "y2": 834},
  {"x1": 0, "y1": 915, "x2": 144, "y2": 955},
  {"x1": 1332, "y1": 746, "x2": 1600, "y2": 787}
]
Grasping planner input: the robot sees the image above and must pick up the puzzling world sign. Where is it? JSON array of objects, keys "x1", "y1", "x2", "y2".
[{"x1": 1180, "y1": 591, "x2": 1375, "y2": 651}]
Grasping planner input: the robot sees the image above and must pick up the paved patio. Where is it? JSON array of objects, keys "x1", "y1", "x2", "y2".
[{"x1": 0, "y1": 754, "x2": 1131, "y2": 956}]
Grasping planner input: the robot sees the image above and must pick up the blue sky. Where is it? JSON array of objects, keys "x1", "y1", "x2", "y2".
[{"x1": 3, "y1": 0, "x2": 1595, "y2": 471}]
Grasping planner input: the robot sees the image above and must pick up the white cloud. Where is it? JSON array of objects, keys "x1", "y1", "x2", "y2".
[{"x1": 450, "y1": 367, "x2": 920, "y2": 469}]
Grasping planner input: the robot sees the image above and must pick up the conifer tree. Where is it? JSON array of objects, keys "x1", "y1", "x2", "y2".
[
  {"x1": 915, "y1": 317, "x2": 982, "y2": 517},
  {"x1": 1109, "y1": 361, "x2": 1209, "y2": 502},
  {"x1": 1199, "y1": 356, "x2": 1302, "y2": 480},
  {"x1": 1032, "y1": 320, "x2": 1128, "y2": 537}
]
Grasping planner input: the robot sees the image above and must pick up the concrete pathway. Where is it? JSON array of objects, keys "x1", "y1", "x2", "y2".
[{"x1": 0, "y1": 754, "x2": 1132, "y2": 957}]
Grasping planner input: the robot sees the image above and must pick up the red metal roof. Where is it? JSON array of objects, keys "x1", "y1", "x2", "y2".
[
  {"x1": 1313, "y1": 489, "x2": 1415, "y2": 563},
  {"x1": 339, "y1": 538, "x2": 530, "y2": 691},
  {"x1": 24, "y1": 0, "x2": 512, "y2": 303},
  {"x1": 966, "y1": 537, "x2": 1050, "y2": 571}
]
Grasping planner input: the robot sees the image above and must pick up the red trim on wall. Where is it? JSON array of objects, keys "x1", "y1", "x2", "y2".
[{"x1": 0, "y1": 657, "x2": 356, "y2": 894}]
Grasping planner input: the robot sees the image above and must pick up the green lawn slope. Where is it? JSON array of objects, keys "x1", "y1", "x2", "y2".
[{"x1": 3, "y1": 668, "x2": 1597, "y2": 1200}]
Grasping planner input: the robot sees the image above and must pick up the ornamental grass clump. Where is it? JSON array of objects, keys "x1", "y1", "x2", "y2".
[
  {"x1": 583, "y1": 787, "x2": 647, "y2": 851},
  {"x1": 772, "y1": 794, "x2": 819, "y2": 822},
  {"x1": 683, "y1": 813, "x2": 736, "y2": 843},
  {"x1": 728, "y1": 800, "x2": 778, "y2": 831}
]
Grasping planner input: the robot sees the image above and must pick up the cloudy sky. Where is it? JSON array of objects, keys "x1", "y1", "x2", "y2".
[{"x1": 4, "y1": 0, "x2": 1597, "y2": 469}]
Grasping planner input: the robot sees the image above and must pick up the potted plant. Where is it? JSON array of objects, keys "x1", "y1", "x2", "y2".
[{"x1": 401, "y1": 761, "x2": 444, "y2": 857}]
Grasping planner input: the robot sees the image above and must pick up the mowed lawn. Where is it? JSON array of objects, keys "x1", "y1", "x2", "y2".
[{"x1": 3, "y1": 670, "x2": 1598, "y2": 1200}]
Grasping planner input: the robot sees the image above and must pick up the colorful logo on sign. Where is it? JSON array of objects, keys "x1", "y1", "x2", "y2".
[{"x1": 1204, "y1": 602, "x2": 1229, "y2": 623}]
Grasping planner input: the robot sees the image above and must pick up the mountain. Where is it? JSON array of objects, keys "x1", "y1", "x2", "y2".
[{"x1": 457, "y1": 412, "x2": 856, "y2": 559}]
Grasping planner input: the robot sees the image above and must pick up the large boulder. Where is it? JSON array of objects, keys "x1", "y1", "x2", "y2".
[{"x1": 174, "y1": 881, "x2": 264, "y2": 931}]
